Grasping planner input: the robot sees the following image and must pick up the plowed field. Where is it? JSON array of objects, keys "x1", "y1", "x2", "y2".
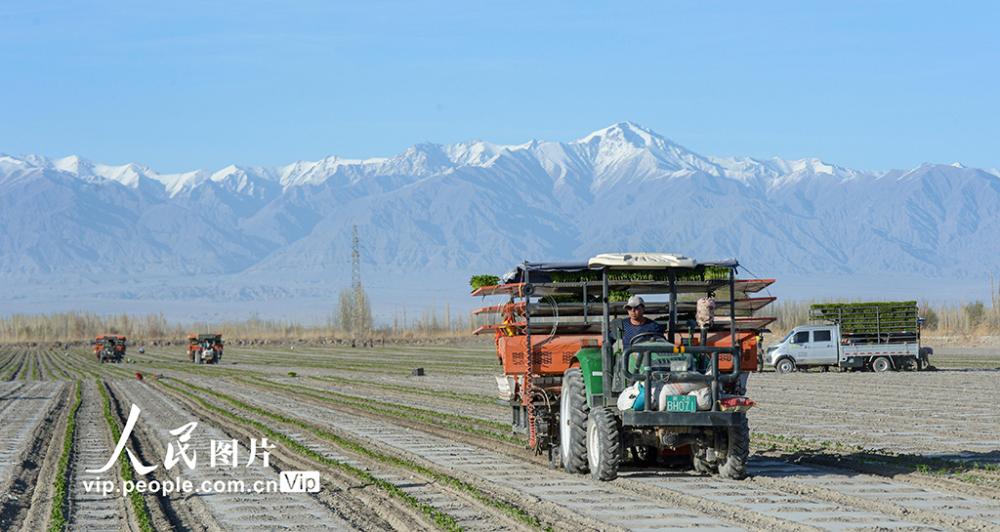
[{"x1": 1, "y1": 344, "x2": 997, "y2": 531}]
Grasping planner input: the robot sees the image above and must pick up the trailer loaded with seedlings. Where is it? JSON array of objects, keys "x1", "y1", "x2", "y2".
[
  {"x1": 766, "y1": 301, "x2": 933, "y2": 373},
  {"x1": 472, "y1": 252, "x2": 775, "y2": 480}
]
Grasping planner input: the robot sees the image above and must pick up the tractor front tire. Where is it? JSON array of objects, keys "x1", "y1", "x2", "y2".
[
  {"x1": 560, "y1": 368, "x2": 589, "y2": 474},
  {"x1": 718, "y1": 415, "x2": 750, "y2": 480},
  {"x1": 587, "y1": 407, "x2": 622, "y2": 481}
]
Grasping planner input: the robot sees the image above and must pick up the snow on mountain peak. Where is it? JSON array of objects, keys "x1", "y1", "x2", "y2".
[
  {"x1": 570, "y1": 121, "x2": 725, "y2": 181},
  {"x1": 0, "y1": 153, "x2": 37, "y2": 173},
  {"x1": 53, "y1": 155, "x2": 89, "y2": 174},
  {"x1": 277, "y1": 155, "x2": 389, "y2": 188},
  {"x1": 50, "y1": 155, "x2": 152, "y2": 188},
  {"x1": 7, "y1": 123, "x2": 987, "y2": 198},
  {"x1": 212, "y1": 164, "x2": 243, "y2": 180},
  {"x1": 576, "y1": 121, "x2": 661, "y2": 147},
  {"x1": 788, "y1": 158, "x2": 835, "y2": 175},
  {"x1": 443, "y1": 140, "x2": 509, "y2": 167}
]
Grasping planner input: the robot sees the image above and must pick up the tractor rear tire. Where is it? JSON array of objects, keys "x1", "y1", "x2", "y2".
[
  {"x1": 872, "y1": 356, "x2": 891, "y2": 373},
  {"x1": 718, "y1": 415, "x2": 750, "y2": 480},
  {"x1": 587, "y1": 407, "x2": 622, "y2": 481},
  {"x1": 560, "y1": 368, "x2": 589, "y2": 474}
]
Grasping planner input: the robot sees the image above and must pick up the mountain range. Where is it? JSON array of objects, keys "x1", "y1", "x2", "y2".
[{"x1": 2, "y1": 122, "x2": 998, "y2": 321}]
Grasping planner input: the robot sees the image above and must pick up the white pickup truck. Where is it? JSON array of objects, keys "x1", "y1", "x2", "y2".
[{"x1": 766, "y1": 323, "x2": 932, "y2": 373}]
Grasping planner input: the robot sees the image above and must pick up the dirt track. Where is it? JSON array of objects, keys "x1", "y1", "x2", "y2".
[
  {"x1": 66, "y1": 381, "x2": 128, "y2": 531},
  {"x1": 1, "y1": 344, "x2": 999, "y2": 531},
  {"x1": 0, "y1": 380, "x2": 66, "y2": 530}
]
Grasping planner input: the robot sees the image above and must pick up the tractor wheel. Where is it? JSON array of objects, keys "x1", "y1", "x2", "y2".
[
  {"x1": 587, "y1": 407, "x2": 622, "y2": 481},
  {"x1": 559, "y1": 368, "x2": 589, "y2": 474},
  {"x1": 872, "y1": 356, "x2": 891, "y2": 373},
  {"x1": 717, "y1": 415, "x2": 750, "y2": 480},
  {"x1": 775, "y1": 358, "x2": 795, "y2": 374}
]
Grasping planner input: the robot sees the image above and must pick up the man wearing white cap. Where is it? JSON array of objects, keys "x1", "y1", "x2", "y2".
[{"x1": 614, "y1": 295, "x2": 666, "y2": 348}]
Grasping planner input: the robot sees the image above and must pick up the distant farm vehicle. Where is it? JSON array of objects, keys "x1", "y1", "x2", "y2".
[
  {"x1": 767, "y1": 301, "x2": 933, "y2": 373},
  {"x1": 93, "y1": 335, "x2": 127, "y2": 363},
  {"x1": 188, "y1": 334, "x2": 224, "y2": 364},
  {"x1": 473, "y1": 252, "x2": 775, "y2": 480}
]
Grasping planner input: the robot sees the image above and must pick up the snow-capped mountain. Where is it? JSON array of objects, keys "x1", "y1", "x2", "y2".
[{"x1": 2, "y1": 122, "x2": 998, "y2": 319}]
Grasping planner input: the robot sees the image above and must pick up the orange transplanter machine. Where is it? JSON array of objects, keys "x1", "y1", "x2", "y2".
[{"x1": 472, "y1": 253, "x2": 775, "y2": 480}]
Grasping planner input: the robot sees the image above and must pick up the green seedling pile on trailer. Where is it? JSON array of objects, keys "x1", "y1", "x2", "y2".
[{"x1": 810, "y1": 301, "x2": 919, "y2": 343}]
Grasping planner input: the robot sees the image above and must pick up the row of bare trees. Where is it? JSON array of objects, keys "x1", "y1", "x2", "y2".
[
  {"x1": 0, "y1": 302, "x2": 473, "y2": 343},
  {"x1": 4, "y1": 279, "x2": 1000, "y2": 343}
]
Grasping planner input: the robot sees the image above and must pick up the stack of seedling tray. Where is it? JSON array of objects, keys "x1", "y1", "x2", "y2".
[
  {"x1": 809, "y1": 301, "x2": 919, "y2": 344},
  {"x1": 472, "y1": 267, "x2": 777, "y2": 335}
]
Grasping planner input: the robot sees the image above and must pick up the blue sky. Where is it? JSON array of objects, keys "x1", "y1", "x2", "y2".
[{"x1": 1, "y1": 1, "x2": 997, "y2": 172}]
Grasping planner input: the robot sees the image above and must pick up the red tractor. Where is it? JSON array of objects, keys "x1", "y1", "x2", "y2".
[
  {"x1": 94, "y1": 335, "x2": 127, "y2": 363},
  {"x1": 188, "y1": 333, "x2": 223, "y2": 364}
]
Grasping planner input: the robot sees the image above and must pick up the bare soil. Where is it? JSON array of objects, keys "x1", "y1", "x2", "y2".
[{"x1": 2, "y1": 342, "x2": 999, "y2": 531}]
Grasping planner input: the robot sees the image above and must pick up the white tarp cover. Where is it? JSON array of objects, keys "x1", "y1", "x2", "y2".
[{"x1": 588, "y1": 252, "x2": 697, "y2": 269}]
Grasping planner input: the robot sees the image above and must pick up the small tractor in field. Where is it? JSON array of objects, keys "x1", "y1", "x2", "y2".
[
  {"x1": 473, "y1": 253, "x2": 775, "y2": 480},
  {"x1": 94, "y1": 335, "x2": 127, "y2": 363},
  {"x1": 188, "y1": 333, "x2": 223, "y2": 364}
]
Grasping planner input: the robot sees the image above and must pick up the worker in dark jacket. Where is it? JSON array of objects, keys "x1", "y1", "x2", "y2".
[{"x1": 612, "y1": 295, "x2": 666, "y2": 348}]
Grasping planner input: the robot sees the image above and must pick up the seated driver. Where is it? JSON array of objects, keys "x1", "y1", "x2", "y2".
[{"x1": 613, "y1": 295, "x2": 666, "y2": 348}]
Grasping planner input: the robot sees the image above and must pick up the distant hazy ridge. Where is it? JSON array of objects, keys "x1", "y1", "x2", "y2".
[{"x1": 3, "y1": 122, "x2": 998, "y2": 319}]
